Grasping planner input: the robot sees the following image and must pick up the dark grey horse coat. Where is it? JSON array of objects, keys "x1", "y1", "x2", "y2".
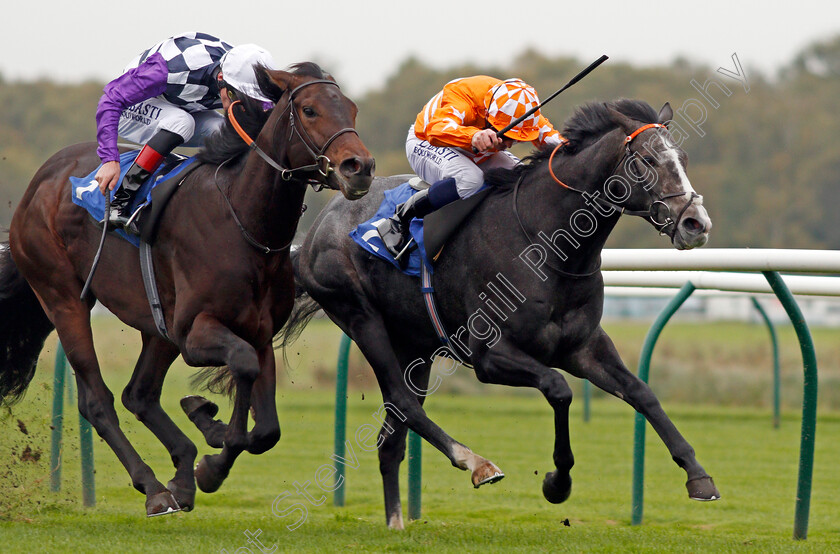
[{"x1": 286, "y1": 99, "x2": 718, "y2": 528}]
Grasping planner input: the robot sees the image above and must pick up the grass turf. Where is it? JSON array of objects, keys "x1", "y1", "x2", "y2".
[{"x1": 2, "y1": 317, "x2": 840, "y2": 552}]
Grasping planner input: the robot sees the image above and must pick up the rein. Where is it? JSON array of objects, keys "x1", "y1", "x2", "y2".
[
  {"x1": 547, "y1": 123, "x2": 699, "y2": 235},
  {"x1": 219, "y1": 78, "x2": 358, "y2": 254},
  {"x1": 227, "y1": 79, "x2": 358, "y2": 184},
  {"x1": 513, "y1": 122, "x2": 698, "y2": 278}
]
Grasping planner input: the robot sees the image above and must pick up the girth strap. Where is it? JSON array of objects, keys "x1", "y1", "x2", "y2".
[
  {"x1": 420, "y1": 262, "x2": 468, "y2": 364},
  {"x1": 139, "y1": 241, "x2": 170, "y2": 340}
]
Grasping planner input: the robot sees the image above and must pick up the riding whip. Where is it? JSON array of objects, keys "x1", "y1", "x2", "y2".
[
  {"x1": 473, "y1": 54, "x2": 609, "y2": 153},
  {"x1": 80, "y1": 194, "x2": 111, "y2": 300},
  {"x1": 496, "y1": 54, "x2": 609, "y2": 138}
]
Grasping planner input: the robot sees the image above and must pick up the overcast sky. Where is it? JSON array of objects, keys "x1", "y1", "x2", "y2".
[{"x1": 1, "y1": 1, "x2": 837, "y2": 96}]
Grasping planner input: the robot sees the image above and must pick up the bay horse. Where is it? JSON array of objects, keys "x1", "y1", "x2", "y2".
[
  {"x1": 0, "y1": 63, "x2": 374, "y2": 516},
  {"x1": 283, "y1": 99, "x2": 718, "y2": 528}
]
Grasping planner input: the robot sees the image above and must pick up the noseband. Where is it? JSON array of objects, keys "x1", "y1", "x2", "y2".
[
  {"x1": 228, "y1": 79, "x2": 358, "y2": 185},
  {"x1": 547, "y1": 123, "x2": 700, "y2": 239}
]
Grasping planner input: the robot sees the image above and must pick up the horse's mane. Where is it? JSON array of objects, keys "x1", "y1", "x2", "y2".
[
  {"x1": 485, "y1": 99, "x2": 659, "y2": 189},
  {"x1": 197, "y1": 62, "x2": 333, "y2": 166}
]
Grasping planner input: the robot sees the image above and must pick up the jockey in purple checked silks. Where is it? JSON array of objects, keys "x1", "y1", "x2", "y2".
[{"x1": 94, "y1": 32, "x2": 277, "y2": 234}]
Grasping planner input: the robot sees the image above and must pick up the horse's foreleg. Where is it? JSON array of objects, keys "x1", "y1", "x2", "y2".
[
  {"x1": 180, "y1": 314, "x2": 258, "y2": 494},
  {"x1": 245, "y1": 345, "x2": 280, "y2": 455},
  {"x1": 121, "y1": 333, "x2": 197, "y2": 511},
  {"x1": 180, "y1": 394, "x2": 227, "y2": 448},
  {"x1": 177, "y1": 344, "x2": 279, "y2": 455},
  {"x1": 565, "y1": 328, "x2": 720, "y2": 501},
  {"x1": 472, "y1": 340, "x2": 575, "y2": 504}
]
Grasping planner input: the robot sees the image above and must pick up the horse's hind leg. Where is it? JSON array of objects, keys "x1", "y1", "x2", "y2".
[
  {"x1": 565, "y1": 328, "x2": 720, "y2": 501},
  {"x1": 12, "y1": 230, "x2": 179, "y2": 515},
  {"x1": 472, "y1": 339, "x2": 576, "y2": 504},
  {"x1": 349, "y1": 313, "x2": 503, "y2": 492},
  {"x1": 50, "y1": 305, "x2": 179, "y2": 515},
  {"x1": 376, "y1": 349, "x2": 433, "y2": 530},
  {"x1": 378, "y1": 409, "x2": 410, "y2": 529},
  {"x1": 121, "y1": 333, "x2": 198, "y2": 510}
]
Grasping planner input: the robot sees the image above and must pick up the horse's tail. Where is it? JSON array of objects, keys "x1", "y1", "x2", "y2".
[
  {"x1": 0, "y1": 242, "x2": 55, "y2": 407},
  {"x1": 275, "y1": 246, "x2": 322, "y2": 351}
]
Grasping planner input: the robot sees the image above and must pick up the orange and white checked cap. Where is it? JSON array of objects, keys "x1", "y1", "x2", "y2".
[{"x1": 484, "y1": 79, "x2": 542, "y2": 141}]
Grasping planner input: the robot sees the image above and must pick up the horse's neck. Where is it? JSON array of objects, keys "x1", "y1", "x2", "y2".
[
  {"x1": 226, "y1": 153, "x2": 307, "y2": 249},
  {"x1": 517, "y1": 134, "x2": 625, "y2": 275}
]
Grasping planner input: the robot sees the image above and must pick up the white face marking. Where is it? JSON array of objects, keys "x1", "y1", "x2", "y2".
[{"x1": 657, "y1": 135, "x2": 696, "y2": 197}]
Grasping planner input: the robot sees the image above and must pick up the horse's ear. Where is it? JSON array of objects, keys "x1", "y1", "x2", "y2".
[
  {"x1": 606, "y1": 105, "x2": 637, "y2": 136},
  {"x1": 658, "y1": 102, "x2": 673, "y2": 127},
  {"x1": 256, "y1": 66, "x2": 290, "y2": 103}
]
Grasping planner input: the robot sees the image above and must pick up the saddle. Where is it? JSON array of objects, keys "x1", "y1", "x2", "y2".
[
  {"x1": 350, "y1": 180, "x2": 492, "y2": 277},
  {"x1": 414, "y1": 178, "x2": 492, "y2": 262},
  {"x1": 71, "y1": 151, "x2": 201, "y2": 340},
  {"x1": 135, "y1": 154, "x2": 201, "y2": 244}
]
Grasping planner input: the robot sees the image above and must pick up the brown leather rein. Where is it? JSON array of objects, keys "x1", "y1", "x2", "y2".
[{"x1": 227, "y1": 79, "x2": 358, "y2": 184}]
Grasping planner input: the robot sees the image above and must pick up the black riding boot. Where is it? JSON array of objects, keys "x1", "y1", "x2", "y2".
[
  {"x1": 108, "y1": 129, "x2": 183, "y2": 234},
  {"x1": 376, "y1": 188, "x2": 434, "y2": 259}
]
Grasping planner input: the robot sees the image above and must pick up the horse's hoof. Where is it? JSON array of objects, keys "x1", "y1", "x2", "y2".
[
  {"x1": 195, "y1": 455, "x2": 229, "y2": 494},
  {"x1": 146, "y1": 490, "x2": 181, "y2": 517},
  {"x1": 471, "y1": 460, "x2": 505, "y2": 488},
  {"x1": 686, "y1": 476, "x2": 720, "y2": 501},
  {"x1": 180, "y1": 395, "x2": 219, "y2": 420},
  {"x1": 388, "y1": 512, "x2": 405, "y2": 530},
  {"x1": 542, "y1": 471, "x2": 572, "y2": 504},
  {"x1": 167, "y1": 480, "x2": 196, "y2": 512}
]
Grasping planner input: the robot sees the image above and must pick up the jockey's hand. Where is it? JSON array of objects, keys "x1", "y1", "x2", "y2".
[
  {"x1": 471, "y1": 129, "x2": 503, "y2": 153},
  {"x1": 95, "y1": 161, "x2": 121, "y2": 196}
]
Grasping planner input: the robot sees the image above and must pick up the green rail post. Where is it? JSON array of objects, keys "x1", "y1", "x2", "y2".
[
  {"x1": 631, "y1": 282, "x2": 696, "y2": 526},
  {"x1": 51, "y1": 342, "x2": 96, "y2": 506},
  {"x1": 751, "y1": 297, "x2": 781, "y2": 428},
  {"x1": 50, "y1": 344, "x2": 68, "y2": 492},
  {"x1": 79, "y1": 410, "x2": 95, "y2": 507},
  {"x1": 763, "y1": 271, "x2": 818, "y2": 540},
  {"x1": 407, "y1": 430, "x2": 422, "y2": 520},
  {"x1": 333, "y1": 333, "x2": 351, "y2": 506}
]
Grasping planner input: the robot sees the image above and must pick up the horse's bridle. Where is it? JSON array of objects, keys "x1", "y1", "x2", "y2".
[
  {"x1": 547, "y1": 123, "x2": 700, "y2": 238},
  {"x1": 512, "y1": 123, "x2": 700, "y2": 278},
  {"x1": 218, "y1": 79, "x2": 358, "y2": 254},
  {"x1": 228, "y1": 79, "x2": 358, "y2": 186}
]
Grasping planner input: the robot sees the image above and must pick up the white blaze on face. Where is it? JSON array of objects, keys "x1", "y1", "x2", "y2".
[
  {"x1": 658, "y1": 135, "x2": 696, "y2": 198},
  {"x1": 655, "y1": 135, "x2": 711, "y2": 233}
]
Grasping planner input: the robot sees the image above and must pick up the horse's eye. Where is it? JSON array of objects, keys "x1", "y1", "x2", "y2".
[
  {"x1": 642, "y1": 156, "x2": 657, "y2": 166},
  {"x1": 302, "y1": 106, "x2": 316, "y2": 117}
]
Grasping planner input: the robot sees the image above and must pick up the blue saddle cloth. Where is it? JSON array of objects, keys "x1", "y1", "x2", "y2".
[
  {"x1": 349, "y1": 183, "x2": 431, "y2": 277},
  {"x1": 70, "y1": 151, "x2": 198, "y2": 247}
]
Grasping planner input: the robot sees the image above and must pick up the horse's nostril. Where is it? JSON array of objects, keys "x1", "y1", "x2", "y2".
[
  {"x1": 681, "y1": 217, "x2": 705, "y2": 234},
  {"x1": 339, "y1": 157, "x2": 375, "y2": 178},
  {"x1": 340, "y1": 157, "x2": 362, "y2": 176}
]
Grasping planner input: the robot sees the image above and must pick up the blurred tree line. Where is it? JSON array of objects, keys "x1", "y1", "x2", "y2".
[{"x1": 2, "y1": 36, "x2": 839, "y2": 249}]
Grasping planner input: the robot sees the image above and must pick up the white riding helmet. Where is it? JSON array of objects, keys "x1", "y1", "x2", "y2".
[{"x1": 220, "y1": 44, "x2": 277, "y2": 103}]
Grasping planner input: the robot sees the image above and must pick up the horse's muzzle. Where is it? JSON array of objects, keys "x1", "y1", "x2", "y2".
[
  {"x1": 333, "y1": 155, "x2": 375, "y2": 200},
  {"x1": 671, "y1": 198, "x2": 712, "y2": 250}
]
